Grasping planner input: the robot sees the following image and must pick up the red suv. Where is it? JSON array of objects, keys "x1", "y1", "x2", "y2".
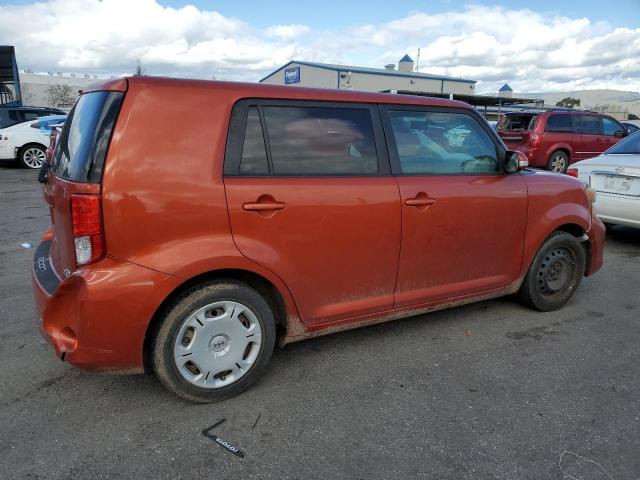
[
  {"x1": 497, "y1": 110, "x2": 627, "y2": 173},
  {"x1": 32, "y1": 77, "x2": 604, "y2": 402}
]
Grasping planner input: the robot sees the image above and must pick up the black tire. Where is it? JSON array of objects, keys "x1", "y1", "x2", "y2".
[
  {"x1": 547, "y1": 150, "x2": 569, "y2": 174},
  {"x1": 152, "y1": 281, "x2": 276, "y2": 403},
  {"x1": 18, "y1": 144, "x2": 47, "y2": 169},
  {"x1": 518, "y1": 232, "x2": 586, "y2": 311}
]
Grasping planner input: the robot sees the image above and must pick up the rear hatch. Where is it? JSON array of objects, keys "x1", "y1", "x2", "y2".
[
  {"x1": 43, "y1": 85, "x2": 125, "y2": 278},
  {"x1": 497, "y1": 113, "x2": 538, "y2": 150}
]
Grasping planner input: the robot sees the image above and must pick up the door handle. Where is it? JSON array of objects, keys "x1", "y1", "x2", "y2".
[
  {"x1": 243, "y1": 202, "x2": 285, "y2": 212},
  {"x1": 405, "y1": 198, "x2": 436, "y2": 207}
]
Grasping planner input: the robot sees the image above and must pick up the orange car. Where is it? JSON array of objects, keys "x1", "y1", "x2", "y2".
[{"x1": 32, "y1": 77, "x2": 605, "y2": 402}]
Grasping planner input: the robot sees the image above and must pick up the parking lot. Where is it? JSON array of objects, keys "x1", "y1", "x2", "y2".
[{"x1": 0, "y1": 162, "x2": 638, "y2": 479}]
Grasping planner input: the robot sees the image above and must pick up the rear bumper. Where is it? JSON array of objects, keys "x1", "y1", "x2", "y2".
[
  {"x1": 585, "y1": 211, "x2": 605, "y2": 276},
  {"x1": 594, "y1": 193, "x2": 640, "y2": 228},
  {"x1": 32, "y1": 240, "x2": 182, "y2": 372}
]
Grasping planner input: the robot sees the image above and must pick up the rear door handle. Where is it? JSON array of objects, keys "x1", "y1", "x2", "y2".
[
  {"x1": 404, "y1": 193, "x2": 436, "y2": 207},
  {"x1": 243, "y1": 202, "x2": 285, "y2": 211}
]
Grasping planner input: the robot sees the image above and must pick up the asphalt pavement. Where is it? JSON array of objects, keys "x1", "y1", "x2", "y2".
[{"x1": 0, "y1": 162, "x2": 638, "y2": 479}]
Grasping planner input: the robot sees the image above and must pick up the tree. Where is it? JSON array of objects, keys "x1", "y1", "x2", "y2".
[
  {"x1": 555, "y1": 97, "x2": 581, "y2": 109},
  {"x1": 45, "y1": 84, "x2": 76, "y2": 108},
  {"x1": 19, "y1": 82, "x2": 34, "y2": 105}
]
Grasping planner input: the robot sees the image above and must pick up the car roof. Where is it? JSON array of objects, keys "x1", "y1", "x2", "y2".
[{"x1": 87, "y1": 76, "x2": 475, "y2": 111}]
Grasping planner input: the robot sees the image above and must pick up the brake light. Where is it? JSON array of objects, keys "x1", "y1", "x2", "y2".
[
  {"x1": 71, "y1": 194, "x2": 104, "y2": 265},
  {"x1": 530, "y1": 132, "x2": 541, "y2": 148},
  {"x1": 566, "y1": 168, "x2": 579, "y2": 177}
]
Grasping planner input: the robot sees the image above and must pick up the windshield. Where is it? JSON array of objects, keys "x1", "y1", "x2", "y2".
[
  {"x1": 50, "y1": 91, "x2": 123, "y2": 183},
  {"x1": 606, "y1": 131, "x2": 640, "y2": 154}
]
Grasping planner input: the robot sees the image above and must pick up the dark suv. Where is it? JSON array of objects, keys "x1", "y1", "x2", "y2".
[
  {"x1": 0, "y1": 106, "x2": 66, "y2": 129},
  {"x1": 497, "y1": 110, "x2": 627, "y2": 173}
]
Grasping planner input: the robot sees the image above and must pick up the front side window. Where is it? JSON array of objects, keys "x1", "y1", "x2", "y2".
[
  {"x1": 579, "y1": 115, "x2": 602, "y2": 135},
  {"x1": 388, "y1": 110, "x2": 498, "y2": 174},
  {"x1": 262, "y1": 106, "x2": 378, "y2": 175},
  {"x1": 545, "y1": 114, "x2": 574, "y2": 133},
  {"x1": 602, "y1": 116, "x2": 622, "y2": 136}
]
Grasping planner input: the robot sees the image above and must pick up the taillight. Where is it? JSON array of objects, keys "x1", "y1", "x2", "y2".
[
  {"x1": 530, "y1": 132, "x2": 541, "y2": 148},
  {"x1": 566, "y1": 168, "x2": 579, "y2": 177},
  {"x1": 71, "y1": 194, "x2": 104, "y2": 265}
]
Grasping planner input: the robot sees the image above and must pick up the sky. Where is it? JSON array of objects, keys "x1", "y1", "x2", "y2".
[{"x1": 0, "y1": 0, "x2": 639, "y2": 93}]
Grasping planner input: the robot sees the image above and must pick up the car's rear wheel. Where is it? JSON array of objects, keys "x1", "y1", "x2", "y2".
[
  {"x1": 18, "y1": 144, "x2": 47, "y2": 169},
  {"x1": 152, "y1": 281, "x2": 276, "y2": 403},
  {"x1": 518, "y1": 231, "x2": 586, "y2": 311},
  {"x1": 547, "y1": 150, "x2": 569, "y2": 174}
]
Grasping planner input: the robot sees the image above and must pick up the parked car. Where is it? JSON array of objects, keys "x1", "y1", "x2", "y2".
[
  {"x1": 0, "y1": 106, "x2": 65, "y2": 129},
  {"x1": 497, "y1": 110, "x2": 628, "y2": 173},
  {"x1": 32, "y1": 77, "x2": 604, "y2": 402},
  {"x1": 0, "y1": 115, "x2": 67, "y2": 168},
  {"x1": 568, "y1": 131, "x2": 640, "y2": 229}
]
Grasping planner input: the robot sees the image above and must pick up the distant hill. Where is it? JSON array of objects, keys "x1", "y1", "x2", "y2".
[{"x1": 517, "y1": 89, "x2": 640, "y2": 117}]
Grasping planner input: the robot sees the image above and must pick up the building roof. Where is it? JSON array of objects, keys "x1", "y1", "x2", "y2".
[
  {"x1": 259, "y1": 60, "x2": 476, "y2": 84},
  {"x1": 399, "y1": 54, "x2": 413, "y2": 63},
  {"x1": 499, "y1": 83, "x2": 513, "y2": 92}
]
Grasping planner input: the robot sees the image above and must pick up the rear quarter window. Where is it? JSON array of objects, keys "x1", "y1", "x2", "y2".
[
  {"x1": 545, "y1": 115, "x2": 575, "y2": 133},
  {"x1": 50, "y1": 91, "x2": 123, "y2": 183}
]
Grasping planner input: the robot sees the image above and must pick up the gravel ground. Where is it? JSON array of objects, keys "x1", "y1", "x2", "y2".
[{"x1": 0, "y1": 162, "x2": 638, "y2": 479}]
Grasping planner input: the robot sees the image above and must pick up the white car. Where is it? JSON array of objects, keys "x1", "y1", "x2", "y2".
[
  {"x1": 568, "y1": 131, "x2": 640, "y2": 229},
  {"x1": 0, "y1": 115, "x2": 66, "y2": 169}
]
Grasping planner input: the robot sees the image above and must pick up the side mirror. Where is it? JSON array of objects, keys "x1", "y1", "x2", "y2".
[
  {"x1": 505, "y1": 150, "x2": 528, "y2": 173},
  {"x1": 614, "y1": 130, "x2": 625, "y2": 138}
]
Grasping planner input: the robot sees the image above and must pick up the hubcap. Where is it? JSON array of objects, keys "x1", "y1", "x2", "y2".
[
  {"x1": 23, "y1": 147, "x2": 46, "y2": 169},
  {"x1": 173, "y1": 301, "x2": 262, "y2": 389},
  {"x1": 551, "y1": 155, "x2": 567, "y2": 173},
  {"x1": 537, "y1": 247, "x2": 576, "y2": 297}
]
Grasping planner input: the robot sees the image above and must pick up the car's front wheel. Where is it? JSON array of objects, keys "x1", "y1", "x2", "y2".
[
  {"x1": 18, "y1": 144, "x2": 47, "y2": 169},
  {"x1": 152, "y1": 281, "x2": 276, "y2": 403},
  {"x1": 518, "y1": 231, "x2": 586, "y2": 311}
]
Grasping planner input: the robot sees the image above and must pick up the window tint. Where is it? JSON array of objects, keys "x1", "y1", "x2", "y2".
[
  {"x1": 607, "y1": 131, "x2": 640, "y2": 154},
  {"x1": 579, "y1": 115, "x2": 602, "y2": 135},
  {"x1": 239, "y1": 107, "x2": 268, "y2": 175},
  {"x1": 545, "y1": 115, "x2": 574, "y2": 132},
  {"x1": 23, "y1": 112, "x2": 39, "y2": 121},
  {"x1": 262, "y1": 106, "x2": 378, "y2": 175},
  {"x1": 388, "y1": 110, "x2": 498, "y2": 174},
  {"x1": 602, "y1": 116, "x2": 622, "y2": 136},
  {"x1": 51, "y1": 91, "x2": 123, "y2": 183}
]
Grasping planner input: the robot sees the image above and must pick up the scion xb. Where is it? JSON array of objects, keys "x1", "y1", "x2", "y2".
[{"x1": 32, "y1": 77, "x2": 605, "y2": 402}]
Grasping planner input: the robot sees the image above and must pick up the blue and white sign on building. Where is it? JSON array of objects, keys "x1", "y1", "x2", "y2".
[{"x1": 284, "y1": 66, "x2": 300, "y2": 84}]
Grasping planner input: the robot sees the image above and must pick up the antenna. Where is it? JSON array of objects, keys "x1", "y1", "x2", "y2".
[{"x1": 415, "y1": 48, "x2": 421, "y2": 72}]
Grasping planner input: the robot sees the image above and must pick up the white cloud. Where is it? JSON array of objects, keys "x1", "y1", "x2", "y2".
[{"x1": 0, "y1": 1, "x2": 638, "y2": 92}]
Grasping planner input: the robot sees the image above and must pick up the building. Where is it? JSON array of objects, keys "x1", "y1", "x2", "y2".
[
  {"x1": 498, "y1": 83, "x2": 513, "y2": 98},
  {"x1": 19, "y1": 71, "x2": 101, "y2": 109},
  {"x1": 260, "y1": 55, "x2": 476, "y2": 95}
]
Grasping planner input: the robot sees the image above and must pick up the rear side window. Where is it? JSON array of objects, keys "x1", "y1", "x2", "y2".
[
  {"x1": 388, "y1": 110, "x2": 498, "y2": 175},
  {"x1": 579, "y1": 115, "x2": 602, "y2": 135},
  {"x1": 545, "y1": 115, "x2": 574, "y2": 133},
  {"x1": 51, "y1": 91, "x2": 123, "y2": 183},
  {"x1": 239, "y1": 107, "x2": 268, "y2": 175},
  {"x1": 262, "y1": 106, "x2": 378, "y2": 175}
]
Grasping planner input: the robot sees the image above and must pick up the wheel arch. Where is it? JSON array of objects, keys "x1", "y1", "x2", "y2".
[
  {"x1": 17, "y1": 141, "x2": 48, "y2": 157},
  {"x1": 142, "y1": 268, "x2": 290, "y2": 374},
  {"x1": 545, "y1": 144, "x2": 573, "y2": 162}
]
